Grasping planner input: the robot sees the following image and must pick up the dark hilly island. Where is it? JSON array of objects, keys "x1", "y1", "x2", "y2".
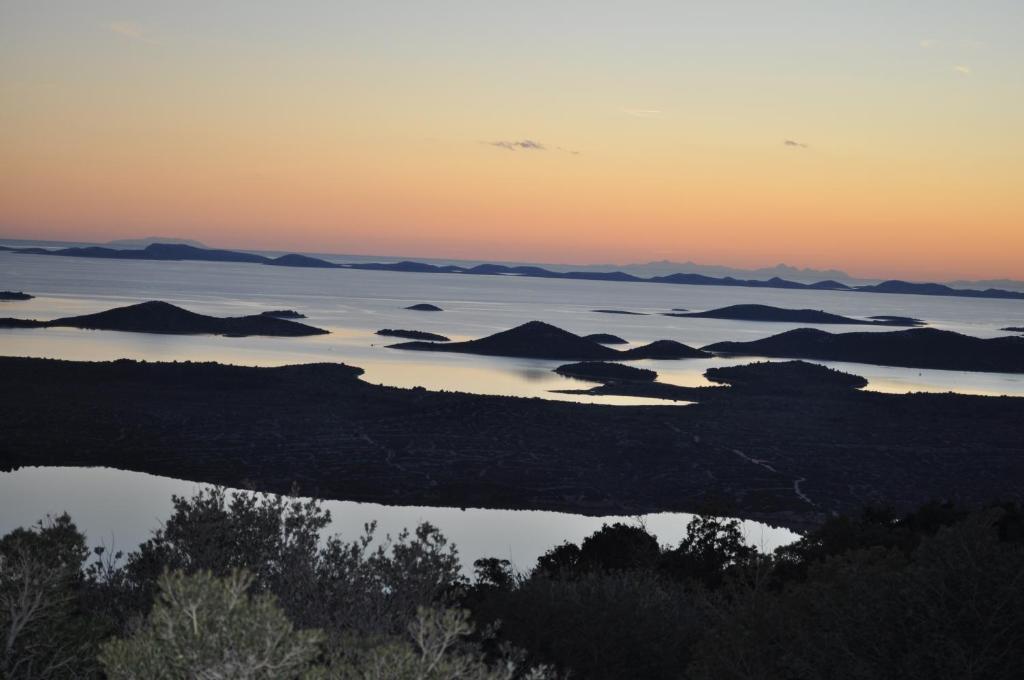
[
  {"x1": 376, "y1": 329, "x2": 450, "y2": 341},
  {"x1": 0, "y1": 291, "x2": 33, "y2": 300},
  {"x1": 405, "y1": 303, "x2": 444, "y2": 311},
  {"x1": 705, "y1": 327, "x2": 1024, "y2": 373},
  {"x1": 1003, "y1": 326, "x2": 1024, "y2": 333},
  {"x1": 666, "y1": 304, "x2": 924, "y2": 326},
  {"x1": 391, "y1": 321, "x2": 709, "y2": 361},
  {"x1": 0, "y1": 300, "x2": 328, "y2": 337},
  {"x1": 583, "y1": 333, "x2": 629, "y2": 344},
  {"x1": 260, "y1": 309, "x2": 307, "y2": 319},
  {"x1": 555, "y1": 361, "x2": 658, "y2": 383}
]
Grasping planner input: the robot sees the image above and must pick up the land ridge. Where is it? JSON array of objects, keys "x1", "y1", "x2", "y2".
[{"x1": 2, "y1": 356, "x2": 1021, "y2": 532}]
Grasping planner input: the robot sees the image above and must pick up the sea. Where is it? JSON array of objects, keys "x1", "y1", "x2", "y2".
[{"x1": 2, "y1": 242, "x2": 1022, "y2": 569}]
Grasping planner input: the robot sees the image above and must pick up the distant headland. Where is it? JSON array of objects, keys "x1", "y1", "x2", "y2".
[
  {"x1": 3, "y1": 242, "x2": 1022, "y2": 301},
  {"x1": 666, "y1": 304, "x2": 925, "y2": 326}
]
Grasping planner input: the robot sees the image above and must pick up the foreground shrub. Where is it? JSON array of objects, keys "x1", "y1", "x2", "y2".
[{"x1": 99, "y1": 569, "x2": 323, "y2": 679}]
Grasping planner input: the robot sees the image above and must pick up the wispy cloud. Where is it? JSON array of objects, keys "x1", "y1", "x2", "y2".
[
  {"x1": 953, "y1": 64, "x2": 971, "y2": 75},
  {"x1": 107, "y1": 21, "x2": 155, "y2": 44},
  {"x1": 784, "y1": 139, "x2": 808, "y2": 149},
  {"x1": 488, "y1": 139, "x2": 546, "y2": 151},
  {"x1": 622, "y1": 108, "x2": 663, "y2": 118}
]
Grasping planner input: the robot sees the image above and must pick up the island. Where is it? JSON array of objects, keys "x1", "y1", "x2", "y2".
[
  {"x1": 390, "y1": 321, "x2": 709, "y2": 361},
  {"x1": 1002, "y1": 326, "x2": 1024, "y2": 333},
  {"x1": 583, "y1": 333, "x2": 628, "y2": 345},
  {"x1": 3, "y1": 356, "x2": 1022, "y2": 531},
  {"x1": 664, "y1": 304, "x2": 925, "y2": 326},
  {"x1": 0, "y1": 291, "x2": 33, "y2": 301},
  {"x1": 405, "y1": 303, "x2": 444, "y2": 312},
  {"x1": 592, "y1": 309, "x2": 648, "y2": 315},
  {"x1": 704, "y1": 327, "x2": 1024, "y2": 373},
  {"x1": 375, "y1": 329, "x2": 451, "y2": 342},
  {"x1": 554, "y1": 361, "x2": 657, "y2": 383},
  {"x1": 260, "y1": 310, "x2": 307, "y2": 319},
  {"x1": 0, "y1": 300, "x2": 328, "y2": 337}
]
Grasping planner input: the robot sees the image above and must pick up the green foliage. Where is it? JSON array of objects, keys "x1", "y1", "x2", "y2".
[
  {"x1": 99, "y1": 569, "x2": 323, "y2": 679},
  {"x1": 0, "y1": 513, "x2": 98, "y2": 679}
]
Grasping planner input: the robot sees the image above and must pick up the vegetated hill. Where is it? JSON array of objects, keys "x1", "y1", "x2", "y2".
[
  {"x1": 665, "y1": 304, "x2": 923, "y2": 326},
  {"x1": 392, "y1": 321, "x2": 708, "y2": 361},
  {"x1": 391, "y1": 321, "x2": 620, "y2": 360},
  {"x1": 704, "y1": 327, "x2": 1024, "y2": 373},
  {"x1": 705, "y1": 360, "x2": 869, "y2": 392},
  {"x1": 260, "y1": 310, "x2": 307, "y2": 319},
  {"x1": 405, "y1": 303, "x2": 444, "y2": 311},
  {"x1": 555, "y1": 361, "x2": 658, "y2": 383},
  {"x1": 375, "y1": 329, "x2": 450, "y2": 341},
  {"x1": 583, "y1": 333, "x2": 628, "y2": 344},
  {"x1": 621, "y1": 340, "x2": 710, "y2": 360},
  {"x1": 0, "y1": 291, "x2": 33, "y2": 300},
  {"x1": 0, "y1": 301, "x2": 328, "y2": 337}
]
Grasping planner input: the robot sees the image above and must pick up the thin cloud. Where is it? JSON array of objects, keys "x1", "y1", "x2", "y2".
[
  {"x1": 488, "y1": 139, "x2": 546, "y2": 151},
  {"x1": 784, "y1": 139, "x2": 808, "y2": 149},
  {"x1": 107, "y1": 21, "x2": 155, "y2": 43},
  {"x1": 953, "y1": 65, "x2": 971, "y2": 75}
]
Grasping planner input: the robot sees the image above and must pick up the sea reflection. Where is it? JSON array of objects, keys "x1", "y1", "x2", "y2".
[{"x1": 0, "y1": 467, "x2": 799, "y2": 574}]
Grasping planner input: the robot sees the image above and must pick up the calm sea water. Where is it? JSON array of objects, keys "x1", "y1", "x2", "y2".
[
  {"x1": 0, "y1": 467, "x2": 798, "y2": 574},
  {"x1": 2, "y1": 249, "x2": 1023, "y2": 398}
]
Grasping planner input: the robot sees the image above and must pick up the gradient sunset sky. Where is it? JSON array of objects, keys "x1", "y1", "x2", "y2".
[{"x1": 2, "y1": 2, "x2": 1022, "y2": 279}]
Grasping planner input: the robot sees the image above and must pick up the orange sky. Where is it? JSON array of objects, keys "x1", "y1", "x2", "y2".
[{"x1": 1, "y1": 2, "x2": 1022, "y2": 280}]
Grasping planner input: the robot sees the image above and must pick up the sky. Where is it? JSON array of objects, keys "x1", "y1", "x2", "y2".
[{"x1": 1, "y1": 1, "x2": 1022, "y2": 280}]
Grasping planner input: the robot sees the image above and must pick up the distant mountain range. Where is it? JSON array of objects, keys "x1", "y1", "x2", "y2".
[
  {"x1": 105, "y1": 236, "x2": 208, "y2": 248},
  {"x1": 2, "y1": 241, "x2": 1022, "y2": 301}
]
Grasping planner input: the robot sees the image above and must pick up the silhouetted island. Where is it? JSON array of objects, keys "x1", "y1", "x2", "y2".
[
  {"x1": 4, "y1": 356, "x2": 1022, "y2": 530},
  {"x1": 1002, "y1": 326, "x2": 1024, "y2": 333},
  {"x1": 0, "y1": 291, "x2": 33, "y2": 300},
  {"x1": 6, "y1": 241, "x2": 1024, "y2": 300},
  {"x1": 0, "y1": 300, "x2": 328, "y2": 337},
  {"x1": 592, "y1": 309, "x2": 648, "y2": 315},
  {"x1": 704, "y1": 327, "x2": 1024, "y2": 373},
  {"x1": 583, "y1": 333, "x2": 628, "y2": 344},
  {"x1": 665, "y1": 304, "x2": 925, "y2": 326},
  {"x1": 405, "y1": 303, "x2": 443, "y2": 311},
  {"x1": 260, "y1": 310, "x2": 307, "y2": 319},
  {"x1": 375, "y1": 329, "x2": 450, "y2": 342},
  {"x1": 555, "y1": 362, "x2": 657, "y2": 383},
  {"x1": 391, "y1": 321, "x2": 708, "y2": 361}
]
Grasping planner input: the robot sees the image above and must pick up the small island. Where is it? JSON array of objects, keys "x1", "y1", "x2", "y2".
[
  {"x1": 405, "y1": 303, "x2": 444, "y2": 312},
  {"x1": 583, "y1": 333, "x2": 628, "y2": 345},
  {"x1": 376, "y1": 329, "x2": 450, "y2": 342},
  {"x1": 1002, "y1": 326, "x2": 1024, "y2": 333},
  {"x1": 260, "y1": 309, "x2": 307, "y2": 319},
  {"x1": 555, "y1": 361, "x2": 657, "y2": 383},
  {"x1": 0, "y1": 300, "x2": 329, "y2": 337},
  {"x1": 391, "y1": 321, "x2": 709, "y2": 361},
  {"x1": 704, "y1": 327, "x2": 1024, "y2": 373},
  {"x1": 592, "y1": 309, "x2": 648, "y2": 315},
  {"x1": 0, "y1": 291, "x2": 33, "y2": 301},
  {"x1": 664, "y1": 304, "x2": 924, "y2": 326}
]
